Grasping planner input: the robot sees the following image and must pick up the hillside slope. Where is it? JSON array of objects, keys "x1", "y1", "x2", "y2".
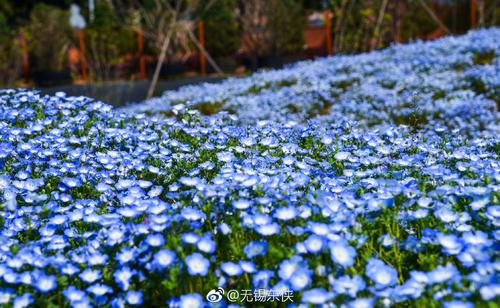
[{"x1": 125, "y1": 28, "x2": 499, "y2": 135}]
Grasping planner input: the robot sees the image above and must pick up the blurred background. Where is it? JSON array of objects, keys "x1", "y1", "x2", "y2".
[{"x1": 0, "y1": 0, "x2": 498, "y2": 104}]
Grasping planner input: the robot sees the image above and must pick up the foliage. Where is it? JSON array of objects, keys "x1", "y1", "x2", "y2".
[
  {"x1": 269, "y1": 0, "x2": 305, "y2": 54},
  {"x1": 26, "y1": 3, "x2": 72, "y2": 72},
  {"x1": 201, "y1": 0, "x2": 240, "y2": 57},
  {"x1": 84, "y1": 0, "x2": 135, "y2": 81},
  {"x1": 0, "y1": 11, "x2": 21, "y2": 87},
  {"x1": 240, "y1": 0, "x2": 305, "y2": 57}
]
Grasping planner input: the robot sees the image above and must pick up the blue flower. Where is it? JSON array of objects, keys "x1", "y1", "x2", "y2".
[
  {"x1": 304, "y1": 234, "x2": 325, "y2": 253},
  {"x1": 274, "y1": 206, "x2": 299, "y2": 221},
  {"x1": 427, "y1": 264, "x2": 460, "y2": 284},
  {"x1": 79, "y1": 269, "x2": 101, "y2": 283},
  {"x1": 289, "y1": 268, "x2": 313, "y2": 291},
  {"x1": 35, "y1": 274, "x2": 57, "y2": 293},
  {"x1": 63, "y1": 286, "x2": 86, "y2": 303},
  {"x1": 145, "y1": 234, "x2": 165, "y2": 247},
  {"x1": 13, "y1": 293, "x2": 33, "y2": 308},
  {"x1": 332, "y1": 275, "x2": 366, "y2": 297},
  {"x1": 125, "y1": 290, "x2": 143, "y2": 305},
  {"x1": 220, "y1": 262, "x2": 243, "y2": 276},
  {"x1": 154, "y1": 249, "x2": 176, "y2": 268},
  {"x1": 301, "y1": 288, "x2": 333, "y2": 304},
  {"x1": 329, "y1": 240, "x2": 357, "y2": 267},
  {"x1": 87, "y1": 284, "x2": 112, "y2": 296},
  {"x1": 255, "y1": 223, "x2": 280, "y2": 236},
  {"x1": 114, "y1": 267, "x2": 134, "y2": 291},
  {"x1": 179, "y1": 293, "x2": 204, "y2": 308},
  {"x1": 185, "y1": 253, "x2": 210, "y2": 276},
  {"x1": 197, "y1": 234, "x2": 216, "y2": 254},
  {"x1": 365, "y1": 259, "x2": 398, "y2": 289},
  {"x1": 443, "y1": 301, "x2": 473, "y2": 308},
  {"x1": 252, "y1": 270, "x2": 274, "y2": 289},
  {"x1": 244, "y1": 240, "x2": 268, "y2": 258}
]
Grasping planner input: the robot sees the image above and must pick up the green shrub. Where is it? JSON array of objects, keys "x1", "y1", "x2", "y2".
[
  {"x1": 202, "y1": 0, "x2": 240, "y2": 57},
  {"x1": 27, "y1": 3, "x2": 72, "y2": 72},
  {"x1": 85, "y1": 0, "x2": 135, "y2": 80},
  {"x1": 0, "y1": 11, "x2": 21, "y2": 86}
]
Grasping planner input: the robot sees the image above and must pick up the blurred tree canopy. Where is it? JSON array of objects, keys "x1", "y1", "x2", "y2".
[
  {"x1": 26, "y1": 3, "x2": 72, "y2": 72},
  {"x1": 0, "y1": 0, "x2": 498, "y2": 86},
  {"x1": 202, "y1": 0, "x2": 239, "y2": 57}
]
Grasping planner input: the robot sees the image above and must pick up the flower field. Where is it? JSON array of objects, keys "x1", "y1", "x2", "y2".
[{"x1": 0, "y1": 28, "x2": 499, "y2": 307}]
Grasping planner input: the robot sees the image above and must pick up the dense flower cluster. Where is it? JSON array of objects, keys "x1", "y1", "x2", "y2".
[
  {"x1": 0, "y1": 28, "x2": 499, "y2": 307},
  {"x1": 126, "y1": 28, "x2": 499, "y2": 136}
]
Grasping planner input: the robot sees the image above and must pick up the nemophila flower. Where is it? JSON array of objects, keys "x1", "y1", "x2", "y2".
[
  {"x1": 145, "y1": 234, "x2": 165, "y2": 247},
  {"x1": 117, "y1": 247, "x2": 137, "y2": 264},
  {"x1": 179, "y1": 177, "x2": 200, "y2": 187},
  {"x1": 154, "y1": 249, "x2": 176, "y2": 268},
  {"x1": 469, "y1": 197, "x2": 489, "y2": 210},
  {"x1": 88, "y1": 253, "x2": 108, "y2": 266},
  {"x1": 218, "y1": 222, "x2": 231, "y2": 235},
  {"x1": 462, "y1": 230, "x2": 491, "y2": 246},
  {"x1": 347, "y1": 298, "x2": 374, "y2": 308},
  {"x1": 179, "y1": 293, "x2": 203, "y2": 308},
  {"x1": 274, "y1": 206, "x2": 299, "y2": 221},
  {"x1": 185, "y1": 253, "x2": 210, "y2": 276},
  {"x1": 35, "y1": 274, "x2": 57, "y2": 292},
  {"x1": 397, "y1": 278, "x2": 427, "y2": 300},
  {"x1": 233, "y1": 199, "x2": 252, "y2": 210},
  {"x1": 301, "y1": 288, "x2": 333, "y2": 304},
  {"x1": 220, "y1": 262, "x2": 243, "y2": 276},
  {"x1": 0, "y1": 175, "x2": 10, "y2": 190},
  {"x1": 181, "y1": 207, "x2": 205, "y2": 221},
  {"x1": 126, "y1": 291, "x2": 143, "y2": 305},
  {"x1": 365, "y1": 259, "x2": 398, "y2": 289},
  {"x1": 117, "y1": 207, "x2": 140, "y2": 218},
  {"x1": 0, "y1": 289, "x2": 12, "y2": 304},
  {"x1": 253, "y1": 270, "x2": 274, "y2": 289},
  {"x1": 437, "y1": 233, "x2": 463, "y2": 255},
  {"x1": 87, "y1": 284, "x2": 112, "y2": 296},
  {"x1": 244, "y1": 240, "x2": 268, "y2": 258},
  {"x1": 304, "y1": 234, "x2": 325, "y2": 253},
  {"x1": 332, "y1": 275, "x2": 366, "y2": 297},
  {"x1": 329, "y1": 240, "x2": 357, "y2": 267},
  {"x1": 110, "y1": 297, "x2": 125, "y2": 308},
  {"x1": 79, "y1": 269, "x2": 101, "y2": 283},
  {"x1": 106, "y1": 228, "x2": 126, "y2": 246},
  {"x1": 380, "y1": 234, "x2": 395, "y2": 248},
  {"x1": 443, "y1": 301, "x2": 473, "y2": 308},
  {"x1": 334, "y1": 151, "x2": 350, "y2": 161},
  {"x1": 255, "y1": 222, "x2": 280, "y2": 236},
  {"x1": 239, "y1": 260, "x2": 257, "y2": 273},
  {"x1": 61, "y1": 177, "x2": 82, "y2": 188},
  {"x1": 427, "y1": 264, "x2": 460, "y2": 284},
  {"x1": 13, "y1": 293, "x2": 33, "y2": 308},
  {"x1": 289, "y1": 267, "x2": 313, "y2": 291},
  {"x1": 278, "y1": 256, "x2": 303, "y2": 281},
  {"x1": 148, "y1": 186, "x2": 163, "y2": 197},
  {"x1": 479, "y1": 284, "x2": 500, "y2": 300},
  {"x1": 197, "y1": 235, "x2": 216, "y2": 253},
  {"x1": 434, "y1": 208, "x2": 459, "y2": 223},
  {"x1": 63, "y1": 286, "x2": 86, "y2": 303},
  {"x1": 114, "y1": 267, "x2": 134, "y2": 290},
  {"x1": 181, "y1": 232, "x2": 200, "y2": 244}
]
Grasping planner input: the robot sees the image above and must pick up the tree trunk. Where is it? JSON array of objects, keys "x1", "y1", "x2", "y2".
[{"x1": 370, "y1": 0, "x2": 389, "y2": 50}]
